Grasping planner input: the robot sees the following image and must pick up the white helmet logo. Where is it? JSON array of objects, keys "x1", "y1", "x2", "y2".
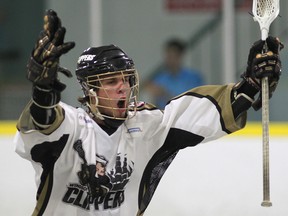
[{"x1": 77, "y1": 54, "x2": 96, "y2": 64}]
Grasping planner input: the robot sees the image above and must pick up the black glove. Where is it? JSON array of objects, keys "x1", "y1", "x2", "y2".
[
  {"x1": 241, "y1": 36, "x2": 283, "y2": 110},
  {"x1": 27, "y1": 9, "x2": 75, "y2": 91}
]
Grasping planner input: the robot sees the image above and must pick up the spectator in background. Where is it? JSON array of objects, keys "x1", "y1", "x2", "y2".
[{"x1": 144, "y1": 38, "x2": 204, "y2": 109}]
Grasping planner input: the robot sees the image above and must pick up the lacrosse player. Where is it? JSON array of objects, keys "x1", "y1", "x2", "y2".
[{"x1": 14, "y1": 9, "x2": 283, "y2": 216}]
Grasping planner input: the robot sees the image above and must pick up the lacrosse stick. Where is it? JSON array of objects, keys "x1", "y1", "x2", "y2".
[{"x1": 252, "y1": 0, "x2": 280, "y2": 207}]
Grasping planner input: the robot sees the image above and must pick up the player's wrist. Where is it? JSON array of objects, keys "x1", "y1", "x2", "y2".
[
  {"x1": 231, "y1": 79, "x2": 258, "y2": 119},
  {"x1": 233, "y1": 78, "x2": 259, "y2": 99},
  {"x1": 32, "y1": 85, "x2": 61, "y2": 108}
]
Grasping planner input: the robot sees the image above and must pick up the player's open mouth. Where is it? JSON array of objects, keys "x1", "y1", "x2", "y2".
[{"x1": 117, "y1": 98, "x2": 127, "y2": 110}]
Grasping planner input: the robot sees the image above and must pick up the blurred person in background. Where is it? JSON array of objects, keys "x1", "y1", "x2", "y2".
[{"x1": 144, "y1": 38, "x2": 204, "y2": 109}]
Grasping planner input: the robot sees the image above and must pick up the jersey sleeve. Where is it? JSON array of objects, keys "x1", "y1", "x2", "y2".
[{"x1": 162, "y1": 83, "x2": 246, "y2": 141}]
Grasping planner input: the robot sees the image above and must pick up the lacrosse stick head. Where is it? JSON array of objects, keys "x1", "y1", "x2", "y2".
[{"x1": 252, "y1": 0, "x2": 279, "y2": 40}]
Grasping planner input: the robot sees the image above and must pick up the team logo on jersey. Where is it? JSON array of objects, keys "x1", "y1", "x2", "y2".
[
  {"x1": 78, "y1": 113, "x2": 94, "y2": 126},
  {"x1": 62, "y1": 139, "x2": 134, "y2": 211}
]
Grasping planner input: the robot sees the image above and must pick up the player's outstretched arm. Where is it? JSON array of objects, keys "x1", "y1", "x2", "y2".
[
  {"x1": 231, "y1": 36, "x2": 283, "y2": 119},
  {"x1": 27, "y1": 9, "x2": 75, "y2": 129}
]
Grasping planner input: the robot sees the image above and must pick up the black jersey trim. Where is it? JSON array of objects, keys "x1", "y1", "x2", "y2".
[
  {"x1": 31, "y1": 134, "x2": 69, "y2": 215},
  {"x1": 137, "y1": 128, "x2": 204, "y2": 215},
  {"x1": 167, "y1": 92, "x2": 231, "y2": 134}
]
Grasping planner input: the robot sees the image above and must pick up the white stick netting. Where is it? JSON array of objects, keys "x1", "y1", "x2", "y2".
[
  {"x1": 256, "y1": 0, "x2": 276, "y2": 17},
  {"x1": 252, "y1": 0, "x2": 279, "y2": 40}
]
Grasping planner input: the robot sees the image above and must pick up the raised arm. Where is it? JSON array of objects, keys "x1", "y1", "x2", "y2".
[{"x1": 24, "y1": 9, "x2": 75, "y2": 130}]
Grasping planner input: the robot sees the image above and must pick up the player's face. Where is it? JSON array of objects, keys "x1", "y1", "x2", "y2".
[{"x1": 96, "y1": 72, "x2": 131, "y2": 118}]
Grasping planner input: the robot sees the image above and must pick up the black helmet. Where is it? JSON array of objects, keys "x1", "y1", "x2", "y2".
[{"x1": 76, "y1": 45, "x2": 135, "y2": 81}]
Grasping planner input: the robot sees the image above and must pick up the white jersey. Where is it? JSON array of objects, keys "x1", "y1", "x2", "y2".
[{"x1": 15, "y1": 84, "x2": 246, "y2": 216}]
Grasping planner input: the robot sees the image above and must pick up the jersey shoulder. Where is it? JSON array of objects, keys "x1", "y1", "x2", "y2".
[{"x1": 134, "y1": 101, "x2": 159, "y2": 111}]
